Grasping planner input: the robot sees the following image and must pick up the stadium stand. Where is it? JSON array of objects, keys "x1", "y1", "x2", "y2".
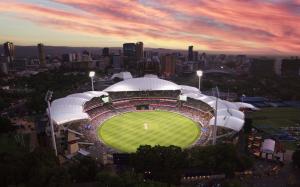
[{"x1": 49, "y1": 75, "x2": 255, "y2": 155}]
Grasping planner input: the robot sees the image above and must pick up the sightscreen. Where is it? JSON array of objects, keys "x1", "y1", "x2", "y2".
[{"x1": 179, "y1": 94, "x2": 187, "y2": 101}]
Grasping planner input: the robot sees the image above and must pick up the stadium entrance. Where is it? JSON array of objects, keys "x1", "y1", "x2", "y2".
[{"x1": 136, "y1": 104, "x2": 149, "y2": 110}]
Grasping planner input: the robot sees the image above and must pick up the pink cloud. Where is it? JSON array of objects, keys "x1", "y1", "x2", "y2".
[{"x1": 1, "y1": 0, "x2": 300, "y2": 54}]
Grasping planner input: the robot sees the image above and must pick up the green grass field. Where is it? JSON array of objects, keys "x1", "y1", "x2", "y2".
[
  {"x1": 98, "y1": 111, "x2": 200, "y2": 153},
  {"x1": 249, "y1": 107, "x2": 300, "y2": 129},
  {"x1": 249, "y1": 107, "x2": 300, "y2": 150}
]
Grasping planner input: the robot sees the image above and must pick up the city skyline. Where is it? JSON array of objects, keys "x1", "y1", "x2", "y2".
[{"x1": 1, "y1": 0, "x2": 300, "y2": 55}]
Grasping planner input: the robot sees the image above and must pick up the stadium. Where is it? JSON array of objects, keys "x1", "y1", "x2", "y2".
[{"x1": 48, "y1": 73, "x2": 255, "y2": 156}]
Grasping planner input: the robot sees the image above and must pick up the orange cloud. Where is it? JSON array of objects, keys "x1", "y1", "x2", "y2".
[{"x1": 1, "y1": 0, "x2": 300, "y2": 54}]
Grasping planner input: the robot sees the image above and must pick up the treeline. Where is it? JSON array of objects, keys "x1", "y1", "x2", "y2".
[
  {"x1": 129, "y1": 144, "x2": 253, "y2": 185},
  {"x1": 0, "y1": 144, "x2": 253, "y2": 186},
  {"x1": 0, "y1": 147, "x2": 172, "y2": 187}
]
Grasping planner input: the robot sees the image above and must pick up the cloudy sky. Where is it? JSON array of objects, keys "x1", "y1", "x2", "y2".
[{"x1": 1, "y1": 0, "x2": 300, "y2": 54}]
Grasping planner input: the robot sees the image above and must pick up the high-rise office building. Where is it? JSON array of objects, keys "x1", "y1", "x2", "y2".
[
  {"x1": 3, "y1": 42, "x2": 15, "y2": 63},
  {"x1": 112, "y1": 55, "x2": 123, "y2": 72},
  {"x1": 161, "y1": 54, "x2": 176, "y2": 77},
  {"x1": 136, "y1": 42, "x2": 144, "y2": 60},
  {"x1": 82, "y1": 50, "x2": 92, "y2": 61},
  {"x1": 123, "y1": 43, "x2": 136, "y2": 57},
  {"x1": 62, "y1": 53, "x2": 76, "y2": 62},
  {"x1": 281, "y1": 58, "x2": 300, "y2": 76},
  {"x1": 102, "y1": 47, "x2": 109, "y2": 57},
  {"x1": 0, "y1": 63, "x2": 8, "y2": 75},
  {"x1": 37, "y1": 43, "x2": 46, "y2": 65},
  {"x1": 188, "y1": 45, "x2": 193, "y2": 61},
  {"x1": 193, "y1": 51, "x2": 199, "y2": 61},
  {"x1": 0, "y1": 55, "x2": 8, "y2": 75}
]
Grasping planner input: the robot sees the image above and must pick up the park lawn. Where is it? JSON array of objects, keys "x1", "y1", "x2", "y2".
[
  {"x1": 98, "y1": 111, "x2": 200, "y2": 153},
  {"x1": 249, "y1": 107, "x2": 300, "y2": 129},
  {"x1": 249, "y1": 107, "x2": 300, "y2": 150}
]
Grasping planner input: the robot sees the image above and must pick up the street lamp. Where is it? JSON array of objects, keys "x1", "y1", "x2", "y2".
[
  {"x1": 45, "y1": 90, "x2": 58, "y2": 156},
  {"x1": 89, "y1": 71, "x2": 95, "y2": 91},
  {"x1": 196, "y1": 70, "x2": 203, "y2": 91}
]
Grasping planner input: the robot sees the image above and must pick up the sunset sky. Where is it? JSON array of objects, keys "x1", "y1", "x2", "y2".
[{"x1": 1, "y1": 0, "x2": 300, "y2": 54}]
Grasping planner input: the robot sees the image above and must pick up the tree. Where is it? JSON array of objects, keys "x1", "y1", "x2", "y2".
[
  {"x1": 0, "y1": 117, "x2": 15, "y2": 133},
  {"x1": 69, "y1": 157, "x2": 100, "y2": 183},
  {"x1": 243, "y1": 118, "x2": 253, "y2": 133},
  {"x1": 24, "y1": 147, "x2": 70, "y2": 187},
  {"x1": 0, "y1": 152, "x2": 27, "y2": 186},
  {"x1": 223, "y1": 179, "x2": 242, "y2": 187},
  {"x1": 0, "y1": 147, "x2": 71, "y2": 187},
  {"x1": 187, "y1": 144, "x2": 253, "y2": 177},
  {"x1": 0, "y1": 97, "x2": 9, "y2": 111},
  {"x1": 130, "y1": 145, "x2": 187, "y2": 185},
  {"x1": 96, "y1": 171, "x2": 172, "y2": 187},
  {"x1": 96, "y1": 172, "x2": 123, "y2": 187},
  {"x1": 292, "y1": 149, "x2": 300, "y2": 168}
]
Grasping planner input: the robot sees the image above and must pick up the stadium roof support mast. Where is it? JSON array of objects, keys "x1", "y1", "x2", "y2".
[
  {"x1": 197, "y1": 70, "x2": 203, "y2": 92},
  {"x1": 212, "y1": 86, "x2": 219, "y2": 145},
  {"x1": 89, "y1": 71, "x2": 95, "y2": 91},
  {"x1": 45, "y1": 90, "x2": 58, "y2": 156}
]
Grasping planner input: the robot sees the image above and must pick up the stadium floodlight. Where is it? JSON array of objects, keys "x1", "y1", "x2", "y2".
[
  {"x1": 196, "y1": 70, "x2": 203, "y2": 91},
  {"x1": 241, "y1": 94, "x2": 246, "y2": 102},
  {"x1": 45, "y1": 90, "x2": 58, "y2": 156},
  {"x1": 212, "y1": 86, "x2": 220, "y2": 145},
  {"x1": 89, "y1": 71, "x2": 95, "y2": 91}
]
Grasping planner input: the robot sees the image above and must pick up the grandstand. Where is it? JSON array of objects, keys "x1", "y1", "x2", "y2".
[{"x1": 48, "y1": 74, "x2": 256, "y2": 155}]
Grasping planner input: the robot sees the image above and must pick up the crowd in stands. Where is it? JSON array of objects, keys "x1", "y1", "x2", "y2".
[
  {"x1": 185, "y1": 98, "x2": 213, "y2": 113},
  {"x1": 112, "y1": 98, "x2": 178, "y2": 109},
  {"x1": 83, "y1": 97, "x2": 104, "y2": 112},
  {"x1": 69, "y1": 91, "x2": 217, "y2": 155},
  {"x1": 86, "y1": 105, "x2": 111, "y2": 119},
  {"x1": 109, "y1": 90, "x2": 180, "y2": 101}
]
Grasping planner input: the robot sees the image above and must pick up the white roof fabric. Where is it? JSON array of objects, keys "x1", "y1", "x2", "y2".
[
  {"x1": 180, "y1": 85, "x2": 254, "y2": 131},
  {"x1": 261, "y1": 139, "x2": 275, "y2": 153},
  {"x1": 111, "y1": 71, "x2": 132, "y2": 80},
  {"x1": 104, "y1": 77, "x2": 181, "y2": 92},
  {"x1": 49, "y1": 78, "x2": 255, "y2": 131},
  {"x1": 144, "y1": 74, "x2": 158, "y2": 78},
  {"x1": 180, "y1": 85, "x2": 200, "y2": 93},
  {"x1": 49, "y1": 91, "x2": 108, "y2": 125},
  {"x1": 234, "y1": 102, "x2": 259, "y2": 110}
]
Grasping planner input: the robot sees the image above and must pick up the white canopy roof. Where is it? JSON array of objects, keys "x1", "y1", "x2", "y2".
[
  {"x1": 104, "y1": 77, "x2": 181, "y2": 92},
  {"x1": 234, "y1": 102, "x2": 259, "y2": 110},
  {"x1": 180, "y1": 85, "x2": 200, "y2": 93},
  {"x1": 49, "y1": 91, "x2": 108, "y2": 125},
  {"x1": 180, "y1": 85, "x2": 253, "y2": 131},
  {"x1": 111, "y1": 71, "x2": 133, "y2": 80},
  {"x1": 49, "y1": 78, "x2": 255, "y2": 131},
  {"x1": 144, "y1": 74, "x2": 158, "y2": 78}
]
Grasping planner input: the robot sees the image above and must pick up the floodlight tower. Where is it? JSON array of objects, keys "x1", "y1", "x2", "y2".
[
  {"x1": 212, "y1": 86, "x2": 220, "y2": 145},
  {"x1": 89, "y1": 71, "x2": 95, "y2": 91},
  {"x1": 45, "y1": 90, "x2": 58, "y2": 156},
  {"x1": 241, "y1": 94, "x2": 246, "y2": 102},
  {"x1": 196, "y1": 70, "x2": 203, "y2": 92}
]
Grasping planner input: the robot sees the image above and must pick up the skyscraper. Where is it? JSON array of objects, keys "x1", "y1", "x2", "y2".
[
  {"x1": 136, "y1": 42, "x2": 144, "y2": 60},
  {"x1": 188, "y1": 46, "x2": 193, "y2": 61},
  {"x1": 112, "y1": 55, "x2": 123, "y2": 72},
  {"x1": 3, "y1": 42, "x2": 15, "y2": 63},
  {"x1": 0, "y1": 55, "x2": 8, "y2": 75},
  {"x1": 102, "y1": 47, "x2": 109, "y2": 57},
  {"x1": 161, "y1": 54, "x2": 176, "y2": 77},
  {"x1": 37, "y1": 43, "x2": 46, "y2": 65},
  {"x1": 123, "y1": 43, "x2": 136, "y2": 57},
  {"x1": 193, "y1": 51, "x2": 199, "y2": 61}
]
